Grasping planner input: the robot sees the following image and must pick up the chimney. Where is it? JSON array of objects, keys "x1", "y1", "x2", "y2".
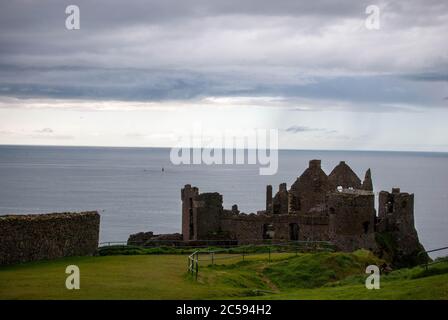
[
  {"x1": 279, "y1": 183, "x2": 287, "y2": 192},
  {"x1": 266, "y1": 185, "x2": 273, "y2": 213},
  {"x1": 309, "y1": 159, "x2": 321, "y2": 169},
  {"x1": 361, "y1": 168, "x2": 373, "y2": 191},
  {"x1": 392, "y1": 188, "x2": 401, "y2": 194}
]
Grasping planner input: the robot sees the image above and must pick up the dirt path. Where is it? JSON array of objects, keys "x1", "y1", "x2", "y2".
[{"x1": 255, "y1": 263, "x2": 279, "y2": 293}]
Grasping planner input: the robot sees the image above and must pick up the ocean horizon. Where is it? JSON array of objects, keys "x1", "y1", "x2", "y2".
[{"x1": 0, "y1": 144, "x2": 447, "y2": 256}]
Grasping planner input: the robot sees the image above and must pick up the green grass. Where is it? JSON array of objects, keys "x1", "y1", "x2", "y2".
[
  {"x1": 257, "y1": 273, "x2": 448, "y2": 300},
  {"x1": 97, "y1": 245, "x2": 199, "y2": 256},
  {"x1": 263, "y1": 250, "x2": 384, "y2": 289},
  {"x1": 0, "y1": 251, "x2": 447, "y2": 300},
  {"x1": 0, "y1": 255, "x2": 240, "y2": 299},
  {"x1": 97, "y1": 243, "x2": 334, "y2": 256}
]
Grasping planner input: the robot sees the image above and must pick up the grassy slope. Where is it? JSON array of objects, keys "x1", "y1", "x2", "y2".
[
  {"x1": 263, "y1": 250, "x2": 384, "y2": 289},
  {"x1": 0, "y1": 252, "x2": 447, "y2": 300},
  {"x1": 263, "y1": 273, "x2": 448, "y2": 300},
  {"x1": 0, "y1": 254, "x2": 289, "y2": 299}
]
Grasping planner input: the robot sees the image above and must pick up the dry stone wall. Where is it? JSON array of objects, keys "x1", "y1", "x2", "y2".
[{"x1": 0, "y1": 211, "x2": 100, "y2": 266}]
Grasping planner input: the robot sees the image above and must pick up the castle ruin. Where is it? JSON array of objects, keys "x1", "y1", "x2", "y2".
[{"x1": 179, "y1": 160, "x2": 426, "y2": 265}]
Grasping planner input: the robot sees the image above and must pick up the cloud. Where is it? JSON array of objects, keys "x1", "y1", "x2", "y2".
[
  {"x1": 285, "y1": 125, "x2": 339, "y2": 134},
  {"x1": 285, "y1": 125, "x2": 323, "y2": 133},
  {"x1": 0, "y1": 127, "x2": 73, "y2": 140},
  {"x1": 35, "y1": 128, "x2": 54, "y2": 134},
  {"x1": 403, "y1": 73, "x2": 448, "y2": 82},
  {"x1": 30, "y1": 128, "x2": 73, "y2": 139},
  {"x1": 0, "y1": 0, "x2": 447, "y2": 112}
]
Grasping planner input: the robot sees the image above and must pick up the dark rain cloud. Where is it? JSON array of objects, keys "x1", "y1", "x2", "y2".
[{"x1": 0, "y1": 0, "x2": 447, "y2": 109}]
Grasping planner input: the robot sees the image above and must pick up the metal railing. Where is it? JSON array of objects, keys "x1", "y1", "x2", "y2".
[
  {"x1": 99, "y1": 239, "x2": 333, "y2": 250},
  {"x1": 99, "y1": 241, "x2": 129, "y2": 247},
  {"x1": 185, "y1": 241, "x2": 335, "y2": 280},
  {"x1": 188, "y1": 251, "x2": 199, "y2": 280},
  {"x1": 419, "y1": 246, "x2": 448, "y2": 271},
  {"x1": 99, "y1": 239, "x2": 238, "y2": 249}
]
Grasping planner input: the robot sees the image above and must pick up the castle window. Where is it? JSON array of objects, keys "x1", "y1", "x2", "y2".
[
  {"x1": 289, "y1": 223, "x2": 299, "y2": 241},
  {"x1": 386, "y1": 201, "x2": 393, "y2": 213},
  {"x1": 329, "y1": 207, "x2": 336, "y2": 215},
  {"x1": 273, "y1": 203, "x2": 280, "y2": 215},
  {"x1": 386, "y1": 195, "x2": 394, "y2": 213},
  {"x1": 262, "y1": 224, "x2": 273, "y2": 239},
  {"x1": 401, "y1": 201, "x2": 407, "y2": 209},
  {"x1": 189, "y1": 198, "x2": 194, "y2": 240},
  {"x1": 362, "y1": 221, "x2": 369, "y2": 234}
]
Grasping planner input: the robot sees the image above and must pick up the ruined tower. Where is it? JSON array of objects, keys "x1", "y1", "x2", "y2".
[
  {"x1": 181, "y1": 184, "x2": 199, "y2": 241},
  {"x1": 376, "y1": 188, "x2": 426, "y2": 266},
  {"x1": 181, "y1": 185, "x2": 223, "y2": 241},
  {"x1": 266, "y1": 185, "x2": 273, "y2": 214},
  {"x1": 327, "y1": 189, "x2": 377, "y2": 252},
  {"x1": 378, "y1": 188, "x2": 413, "y2": 221},
  {"x1": 272, "y1": 183, "x2": 288, "y2": 215}
]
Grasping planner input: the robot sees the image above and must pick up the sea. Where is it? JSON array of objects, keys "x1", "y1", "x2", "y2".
[{"x1": 0, "y1": 145, "x2": 447, "y2": 257}]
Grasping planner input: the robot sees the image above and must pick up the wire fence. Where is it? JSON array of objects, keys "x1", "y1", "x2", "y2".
[
  {"x1": 419, "y1": 246, "x2": 448, "y2": 270},
  {"x1": 186, "y1": 241, "x2": 335, "y2": 279},
  {"x1": 99, "y1": 239, "x2": 335, "y2": 250},
  {"x1": 99, "y1": 240, "x2": 448, "y2": 287}
]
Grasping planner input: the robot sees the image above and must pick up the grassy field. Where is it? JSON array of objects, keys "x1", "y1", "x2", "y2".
[{"x1": 0, "y1": 250, "x2": 447, "y2": 300}]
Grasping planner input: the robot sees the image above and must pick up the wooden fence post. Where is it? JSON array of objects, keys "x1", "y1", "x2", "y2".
[{"x1": 195, "y1": 253, "x2": 198, "y2": 280}]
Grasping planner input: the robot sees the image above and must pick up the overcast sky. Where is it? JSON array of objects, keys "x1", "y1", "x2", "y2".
[{"x1": 0, "y1": 0, "x2": 447, "y2": 151}]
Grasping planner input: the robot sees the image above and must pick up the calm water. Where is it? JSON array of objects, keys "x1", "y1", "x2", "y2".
[{"x1": 0, "y1": 145, "x2": 447, "y2": 256}]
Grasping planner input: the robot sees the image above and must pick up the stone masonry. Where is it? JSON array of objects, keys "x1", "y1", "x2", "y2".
[{"x1": 0, "y1": 211, "x2": 100, "y2": 266}]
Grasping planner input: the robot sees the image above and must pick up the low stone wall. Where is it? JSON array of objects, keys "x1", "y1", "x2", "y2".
[
  {"x1": 0, "y1": 211, "x2": 100, "y2": 266},
  {"x1": 127, "y1": 232, "x2": 183, "y2": 246},
  {"x1": 220, "y1": 213, "x2": 314, "y2": 243}
]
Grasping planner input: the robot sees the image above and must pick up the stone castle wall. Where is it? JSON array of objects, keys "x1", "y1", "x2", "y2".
[
  {"x1": 178, "y1": 159, "x2": 427, "y2": 266},
  {"x1": 297, "y1": 214, "x2": 330, "y2": 242},
  {"x1": 376, "y1": 189, "x2": 426, "y2": 266},
  {"x1": 195, "y1": 193, "x2": 223, "y2": 240},
  {"x1": 0, "y1": 211, "x2": 100, "y2": 266},
  {"x1": 220, "y1": 213, "x2": 302, "y2": 243},
  {"x1": 327, "y1": 190, "x2": 377, "y2": 251}
]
